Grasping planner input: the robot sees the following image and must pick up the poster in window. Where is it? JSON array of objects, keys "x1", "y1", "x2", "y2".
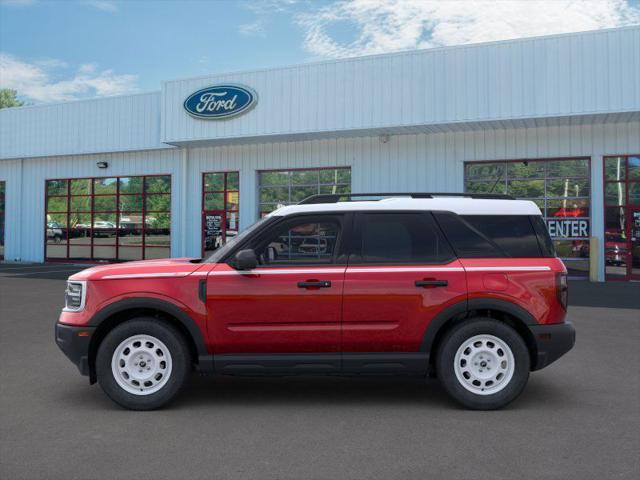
[{"x1": 204, "y1": 214, "x2": 223, "y2": 252}]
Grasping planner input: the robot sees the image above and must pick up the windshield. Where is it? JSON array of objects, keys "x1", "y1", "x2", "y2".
[{"x1": 204, "y1": 216, "x2": 273, "y2": 263}]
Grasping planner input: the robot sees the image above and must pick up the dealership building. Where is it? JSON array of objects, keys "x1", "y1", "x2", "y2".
[{"x1": 1, "y1": 26, "x2": 639, "y2": 281}]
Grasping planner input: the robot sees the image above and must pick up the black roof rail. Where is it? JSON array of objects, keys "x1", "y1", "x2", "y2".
[{"x1": 298, "y1": 192, "x2": 515, "y2": 205}]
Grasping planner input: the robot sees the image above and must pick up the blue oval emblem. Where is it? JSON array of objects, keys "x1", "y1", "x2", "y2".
[{"x1": 183, "y1": 84, "x2": 257, "y2": 119}]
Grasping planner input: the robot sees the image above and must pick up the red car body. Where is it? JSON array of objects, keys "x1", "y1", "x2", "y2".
[
  {"x1": 58, "y1": 256, "x2": 568, "y2": 364},
  {"x1": 55, "y1": 194, "x2": 575, "y2": 410}
]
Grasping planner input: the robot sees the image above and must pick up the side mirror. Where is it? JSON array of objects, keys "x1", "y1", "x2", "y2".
[{"x1": 234, "y1": 249, "x2": 258, "y2": 270}]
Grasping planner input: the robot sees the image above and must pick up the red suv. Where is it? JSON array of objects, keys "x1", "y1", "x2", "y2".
[{"x1": 55, "y1": 193, "x2": 575, "y2": 410}]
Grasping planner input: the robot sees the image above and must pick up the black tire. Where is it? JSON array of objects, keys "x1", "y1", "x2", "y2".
[
  {"x1": 436, "y1": 318, "x2": 530, "y2": 410},
  {"x1": 96, "y1": 318, "x2": 191, "y2": 410}
]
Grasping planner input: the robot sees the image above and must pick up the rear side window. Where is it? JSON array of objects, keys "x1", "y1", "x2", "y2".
[
  {"x1": 462, "y1": 215, "x2": 542, "y2": 257},
  {"x1": 434, "y1": 213, "x2": 544, "y2": 258},
  {"x1": 356, "y1": 213, "x2": 454, "y2": 264},
  {"x1": 433, "y1": 212, "x2": 502, "y2": 258},
  {"x1": 530, "y1": 215, "x2": 556, "y2": 257}
]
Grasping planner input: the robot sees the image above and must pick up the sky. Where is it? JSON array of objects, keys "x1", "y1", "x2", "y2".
[{"x1": 1, "y1": 0, "x2": 639, "y2": 104}]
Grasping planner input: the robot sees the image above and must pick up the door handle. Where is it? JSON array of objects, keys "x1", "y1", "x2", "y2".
[
  {"x1": 297, "y1": 280, "x2": 332, "y2": 289},
  {"x1": 415, "y1": 279, "x2": 448, "y2": 288}
]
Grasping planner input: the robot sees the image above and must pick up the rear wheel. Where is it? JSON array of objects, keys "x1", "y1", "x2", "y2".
[
  {"x1": 96, "y1": 318, "x2": 191, "y2": 410},
  {"x1": 436, "y1": 318, "x2": 530, "y2": 410}
]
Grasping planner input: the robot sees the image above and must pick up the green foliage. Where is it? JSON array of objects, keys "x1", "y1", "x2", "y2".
[{"x1": 0, "y1": 89, "x2": 24, "y2": 109}]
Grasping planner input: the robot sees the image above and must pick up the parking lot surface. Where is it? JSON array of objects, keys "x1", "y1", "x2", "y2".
[{"x1": 1, "y1": 264, "x2": 639, "y2": 480}]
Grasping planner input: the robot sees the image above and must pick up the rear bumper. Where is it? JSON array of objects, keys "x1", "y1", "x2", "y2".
[
  {"x1": 529, "y1": 320, "x2": 576, "y2": 371},
  {"x1": 55, "y1": 323, "x2": 95, "y2": 377}
]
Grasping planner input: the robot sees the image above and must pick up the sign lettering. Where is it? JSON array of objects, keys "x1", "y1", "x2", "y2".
[{"x1": 184, "y1": 84, "x2": 257, "y2": 119}]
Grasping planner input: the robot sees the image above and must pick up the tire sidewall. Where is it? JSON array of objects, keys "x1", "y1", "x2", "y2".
[
  {"x1": 96, "y1": 318, "x2": 190, "y2": 410},
  {"x1": 437, "y1": 318, "x2": 530, "y2": 410}
]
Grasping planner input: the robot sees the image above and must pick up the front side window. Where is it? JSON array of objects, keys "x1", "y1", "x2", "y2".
[
  {"x1": 356, "y1": 213, "x2": 454, "y2": 264},
  {"x1": 45, "y1": 175, "x2": 171, "y2": 262},
  {"x1": 258, "y1": 168, "x2": 351, "y2": 216},
  {"x1": 250, "y1": 216, "x2": 342, "y2": 266}
]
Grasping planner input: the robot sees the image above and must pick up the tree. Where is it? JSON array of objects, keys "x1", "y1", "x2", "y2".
[{"x1": 0, "y1": 89, "x2": 24, "y2": 109}]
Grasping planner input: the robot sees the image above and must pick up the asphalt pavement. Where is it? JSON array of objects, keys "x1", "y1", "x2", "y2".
[{"x1": 0, "y1": 264, "x2": 639, "y2": 480}]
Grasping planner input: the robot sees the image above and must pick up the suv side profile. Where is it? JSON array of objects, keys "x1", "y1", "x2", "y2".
[{"x1": 55, "y1": 193, "x2": 575, "y2": 410}]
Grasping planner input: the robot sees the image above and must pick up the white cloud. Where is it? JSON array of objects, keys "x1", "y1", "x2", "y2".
[
  {"x1": 242, "y1": 0, "x2": 299, "y2": 15},
  {"x1": 297, "y1": 0, "x2": 640, "y2": 58},
  {"x1": 83, "y1": 0, "x2": 118, "y2": 13},
  {"x1": 0, "y1": 53, "x2": 138, "y2": 103},
  {"x1": 238, "y1": 19, "x2": 267, "y2": 36}
]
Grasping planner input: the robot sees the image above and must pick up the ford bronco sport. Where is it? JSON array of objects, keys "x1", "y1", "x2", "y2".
[{"x1": 55, "y1": 193, "x2": 575, "y2": 410}]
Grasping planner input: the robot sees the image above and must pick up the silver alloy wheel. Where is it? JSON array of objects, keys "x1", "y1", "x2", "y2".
[
  {"x1": 111, "y1": 334, "x2": 173, "y2": 395},
  {"x1": 453, "y1": 334, "x2": 515, "y2": 395}
]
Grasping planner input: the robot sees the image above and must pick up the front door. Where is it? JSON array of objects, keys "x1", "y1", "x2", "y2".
[
  {"x1": 341, "y1": 212, "x2": 467, "y2": 371},
  {"x1": 205, "y1": 214, "x2": 348, "y2": 360}
]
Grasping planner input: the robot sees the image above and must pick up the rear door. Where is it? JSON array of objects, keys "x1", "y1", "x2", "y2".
[{"x1": 341, "y1": 212, "x2": 467, "y2": 370}]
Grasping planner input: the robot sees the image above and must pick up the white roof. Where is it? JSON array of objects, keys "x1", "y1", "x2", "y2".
[{"x1": 269, "y1": 197, "x2": 542, "y2": 217}]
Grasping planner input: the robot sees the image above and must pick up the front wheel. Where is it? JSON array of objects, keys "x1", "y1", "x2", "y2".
[
  {"x1": 436, "y1": 318, "x2": 530, "y2": 410},
  {"x1": 96, "y1": 318, "x2": 191, "y2": 410}
]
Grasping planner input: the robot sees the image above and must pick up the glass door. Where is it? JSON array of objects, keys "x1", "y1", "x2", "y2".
[
  {"x1": 631, "y1": 207, "x2": 640, "y2": 280},
  {"x1": 202, "y1": 172, "x2": 239, "y2": 257},
  {"x1": 604, "y1": 155, "x2": 640, "y2": 281}
]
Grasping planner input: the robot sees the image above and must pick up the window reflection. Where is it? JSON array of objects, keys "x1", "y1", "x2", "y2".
[
  {"x1": 45, "y1": 175, "x2": 171, "y2": 261},
  {"x1": 465, "y1": 158, "x2": 591, "y2": 277},
  {"x1": 202, "y1": 172, "x2": 240, "y2": 256},
  {"x1": 256, "y1": 221, "x2": 340, "y2": 265},
  {"x1": 258, "y1": 168, "x2": 351, "y2": 216}
]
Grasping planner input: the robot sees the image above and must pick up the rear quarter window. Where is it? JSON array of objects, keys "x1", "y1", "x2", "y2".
[{"x1": 434, "y1": 213, "x2": 548, "y2": 258}]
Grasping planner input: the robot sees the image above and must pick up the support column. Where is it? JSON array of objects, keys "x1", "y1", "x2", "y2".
[
  {"x1": 239, "y1": 168, "x2": 257, "y2": 231},
  {"x1": 179, "y1": 148, "x2": 188, "y2": 257}
]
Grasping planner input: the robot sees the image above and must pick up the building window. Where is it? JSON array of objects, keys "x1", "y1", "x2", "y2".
[
  {"x1": 465, "y1": 158, "x2": 591, "y2": 277},
  {"x1": 258, "y1": 167, "x2": 351, "y2": 217},
  {"x1": 202, "y1": 171, "x2": 239, "y2": 257},
  {"x1": 603, "y1": 155, "x2": 640, "y2": 280},
  {"x1": 45, "y1": 175, "x2": 171, "y2": 262},
  {"x1": 0, "y1": 181, "x2": 5, "y2": 260}
]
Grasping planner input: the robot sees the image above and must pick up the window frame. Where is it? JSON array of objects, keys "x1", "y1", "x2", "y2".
[
  {"x1": 464, "y1": 157, "x2": 591, "y2": 276},
  {"x1": 223, "y1": 212, "x2": 353, "y2": 268},
  {"x1": 348, "y1": 211, "x2": 457, "y2": 266},
  {"x1": 257, "y1": 166, "x2": 351, "y2": 217},
  {"x1": 602, "y1": 154, "x2": 640, "y2": 281},
  {"x1": 44, "y1": 174, "x2": 171, "y2": 263},
  {"x1": 201, "y1": 171, "x2": 240, "y2": 257}
]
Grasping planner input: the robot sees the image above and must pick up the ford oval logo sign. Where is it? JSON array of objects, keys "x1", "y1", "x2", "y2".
[{"x1": 183, "y1": 84, "x2": 257, "y2": 119}]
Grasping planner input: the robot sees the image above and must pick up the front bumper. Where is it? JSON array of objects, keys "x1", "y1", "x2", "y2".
[
  {"x1": 529, "y1": 320, "x2": 576, "y2": 371},
  {"x1": 55, "y1": 323, "x2": 95, "y2": 377}
]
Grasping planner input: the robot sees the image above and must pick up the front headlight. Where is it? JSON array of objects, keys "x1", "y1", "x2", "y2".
[{"x1": 64, "y1": 281, "x2": 87, "y2": 312}]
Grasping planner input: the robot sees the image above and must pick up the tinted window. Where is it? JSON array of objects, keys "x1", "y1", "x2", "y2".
[
  {"x1": 253, "y1": 216, "x2": 341, "y2": 265},
  {"x1": 357, "y1": 213, "x2": 454, "y2": 264},
  {"x1": 530, "y1": 215, "x2": 556, "y2": 257},
  {"x1": 435, "y1": 213, "x2": 543, "y2": 258},
  {"x1": 434, "y1": 213, "x2": 503, "y2": 258},
  {"x1": 462, "y1": 215, "x2": 541, "y2": 257}
]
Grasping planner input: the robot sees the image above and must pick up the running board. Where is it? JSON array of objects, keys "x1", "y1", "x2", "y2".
[{"x1": 197, "y1": 352, "x2": 429, "y2": 376}]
